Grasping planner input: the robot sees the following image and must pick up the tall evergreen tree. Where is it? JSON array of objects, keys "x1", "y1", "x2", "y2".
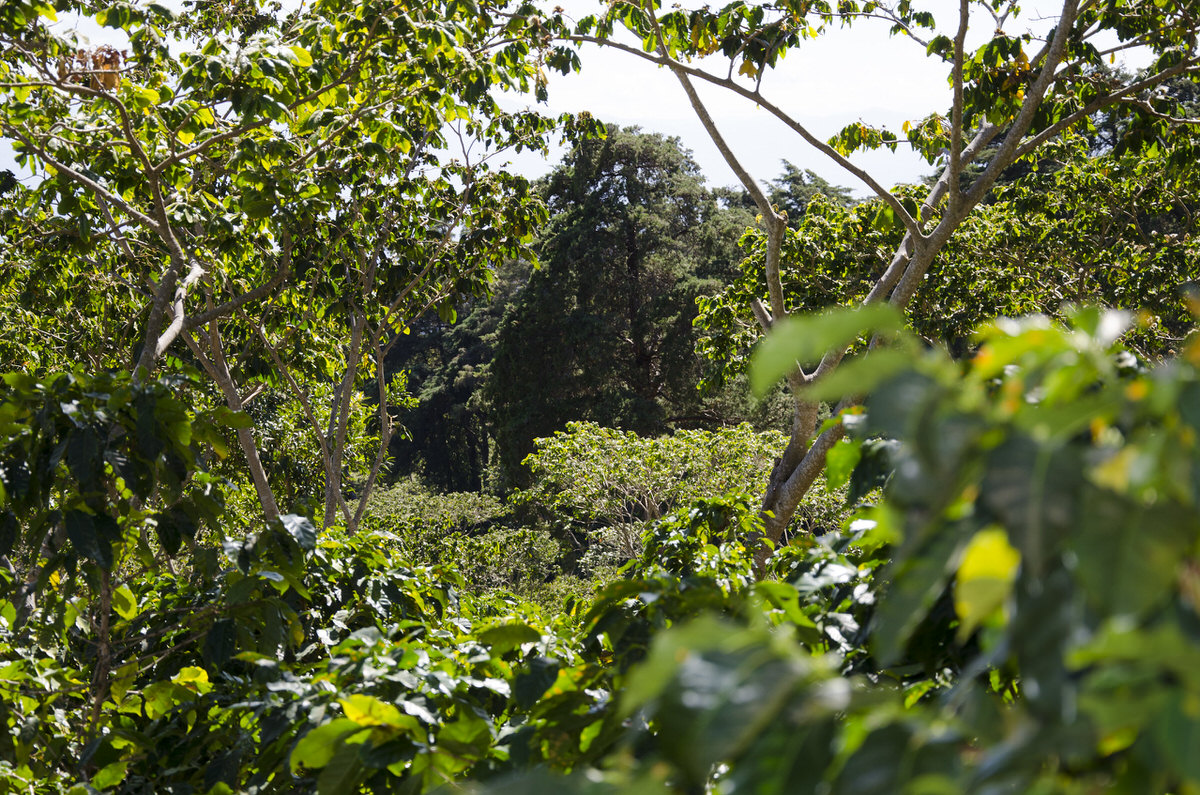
[{"x1": 487, "y1": 126, "x2": 752, "y2": 485}]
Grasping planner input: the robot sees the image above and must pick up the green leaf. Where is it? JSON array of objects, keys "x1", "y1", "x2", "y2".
[
  {"x1": 824, "y1": 439, "x2": 862, "y2": 492},
  {"x1": 156, "y1": 509, "x2": 195, "y2": 556},
  {"x1": 242, "y1": 198, "x2": 275, "y2": 218},
  {"x1": 953, "y1": 528, "x2": 1019, "y2": 641},
  {"x1": 132, "y1": 87, "x2": 160, "y2": 108},
  {"x1": 289, "y1": 45, "x2": 314, "y2": 67},
  {"x1": 339, "y1": 694, "x2": 403, "y2": 728},
  {"x1": 870, "y1": 203, "x2": 900, "y2": 232},
  {"x1": 478, "y1": 620, "x2": 541, "y2": 654},
  {"x1": 749, "y1": 305, "x2": 904, "y2": 397},
  {"x1": 213, "y1": 407, "x2": 253, "y2": 429},
  {"x1": 872, "y1": 528, "x2": 962, "y2": 666},
  {"x1": 65, "y1": 428, "x2": 101, "y2": 490},
  {"x1": 514, "y1": 656, "x2": 560, "y2": 708},
  {"x1": 112, "y1": 584, "x2": 139, "y2": 621},
  {"x1": 203, "y1": 619, "x2": 237, "y2": 670},
  {"x1": 1153, "y1": 695, "x2": 1200, "y2": 784},
  {"x1": 436, "y1": 712, "x2": 492, "y2": 757},
  {"x1": 802, "y1": 348, "x2": 915, "y2": 402},
  {"x1": 65, "y1": 510, "x2": 113, "y2": 569},
  {"x1": 280, "y1": 514, "x2": 317, "y2": 551},
  {"x1": 1070, "y1": 489, "x2": 1191, "y2": 619},
  {"x1": 92, "y1": 760, "x2": 128, "y2": 790},
  {"x1": 317, "y1": 741, "x2": 365, "y2": 795},
  {"x1": 291, "y1": 719, "x2": 364, "y2": 774}
]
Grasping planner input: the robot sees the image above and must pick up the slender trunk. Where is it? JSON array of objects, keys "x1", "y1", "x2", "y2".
[
  {"x1": 323, "y1": 313, "x2": 366, "y2": 529},
  {"x1": 181, "y1": 329, "x2": 280, "y2": 521}
]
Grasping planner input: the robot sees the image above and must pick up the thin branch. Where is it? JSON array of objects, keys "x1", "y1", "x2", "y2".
[
  {"x1": 4, "y1": 129, "x2": 161, "y2": 231},
  {"x1": 185, "y1": 259, "x2": 291, "y2": 330},
  {"x1": 251, "y1": 317, "x2": 354, "y2": 526},
  {"x1": 750, "y1": 296, "x2": 774, "y2": 331},
  {"x1": 962, "y1": 0, "x2": 1081, "y2": 205},
  {"x1": 569, "y1": 33, "x2": 922, "y2": 239},
  {"x1": 646, "y1": 11, "x2": 791, "y2": 321},
  {"x1": 949, "y1": 0, "x2": 969, "y2": 215},
  {"x1": 350, "y1": 334, "x2": 396, "y2": 531},
  {"x1": 1013, "y1": 60, "x2": 1200, "y2": 160}
]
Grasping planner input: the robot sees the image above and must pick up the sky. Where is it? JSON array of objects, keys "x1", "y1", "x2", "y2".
[
  {"x1": 496, "y1": 4, "x2": 959, "y2": 196},
  {"x1": 2, "y1": 0, "x2": 1150, "y2": 198},
  {"x1": 494, "y1": 0, "x2": 1087, "y2": 196}
]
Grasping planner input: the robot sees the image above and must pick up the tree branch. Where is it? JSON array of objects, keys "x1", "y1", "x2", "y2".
[
  {"x1": 569, "y1": 33, "x2": 921, "y2": 239},
  {"x1": 949, "y1": 0, "x2": 969, "y2": 215}
]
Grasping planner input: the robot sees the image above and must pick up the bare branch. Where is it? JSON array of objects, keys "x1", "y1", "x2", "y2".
[
  {"x1": 568, "y1": 33, "x2": 922, "y2": 239},
  {"x1": 3, "y1": 129, "x2": 161, "y2": 231},
  {"x1": 963, "y1": 0, "x2": 1081, "y2": 204}
]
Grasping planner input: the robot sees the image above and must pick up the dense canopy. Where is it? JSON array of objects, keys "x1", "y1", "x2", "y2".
[{"x1": 1, "y1": 0, "x2": 1199, "y2": 792}]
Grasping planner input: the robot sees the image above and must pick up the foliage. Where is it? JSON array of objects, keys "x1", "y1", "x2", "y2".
[
  {"x1": 701, "y1": 133, "x2": 1200, "y2": 378},
  {"x1": 525, "y1": 0, "x2": 1200, "y2": 549},
  {"x1": 0, "y1": 0, "x2": 589, "y2": 530},
  {"x1": 487, "y1": 126, "x2": 757, "y2": 485},
  {"x1": 4, "y1": 0, "x2": 1200, "y2": 791},
  {"x1": 920, "y1": 134, "x2": 1200, "y2": 357},
  {"x1": 768, "y1": 161, "x2": 854, "y2": 224},
  {"x1": 383, "y1": 271, "x2": 527, "y2": 493},
  {"x1": 521, "y1": 421, "x2": 772, "y2": 563},
  {"x1": 364, "y1": 479, "x2": 564, "y2": 597},
  {"x1": 468, "y1": 307, "x2": 1200, "y2": 794},
  {"x1": 0, "y1": 369, "x2": 228, "y2": 586},
  {"x1": 696, "y1": 190, "x2": 910, "y2": 383},
  {"x1": 7, "y1": 308, "x2": 1200, "y2": 792}
]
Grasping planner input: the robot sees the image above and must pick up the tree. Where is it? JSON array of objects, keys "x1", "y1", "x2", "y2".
[
  {"x1": 697, "y1": 130, "x2": 1200, "y2": 369},
  {"x1": 0, "y1": 2, "x2": 581, "y2": 778},
  {"x1": 518, "y1": 420, "x2": 794, "y2": 559},
  {"x1": 769, "y1": 160, "x2": 853, "y2": 223},
  {"x1": 488, "y1": 125, "x2": 753, "y2": 483},
  {"x1": 379, "y1": 252, "x2": 537, "y2": 493},
  {"x1": 0, "y1": 0, "x2": 578, "y2": 528},
  {"x1": 532, "y1": 0, "x2": 1200, "y2": 563}
]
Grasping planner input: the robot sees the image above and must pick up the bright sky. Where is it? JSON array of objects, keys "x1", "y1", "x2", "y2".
[
  {"x1": 2, "y1": 0, "x2": 1150, "y2": 198},
  {"x1": 497, "y1": 0, "x2": 1150, "y2": 196},
  {"x1": 497, "y1": 4, "x2": 958, "y2": 195}
]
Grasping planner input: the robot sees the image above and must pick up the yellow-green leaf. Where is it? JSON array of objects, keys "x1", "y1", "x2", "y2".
[
  {"x1": 173, "y1": 666, "x2": 211, "y2": 694},
  {"x1": 339, "y1": 694, "x2": 402, "y2": 727},
  {"x1": 291, "y1": 719, "x2": 363, "y2": 773},
  {"x1": 954, "y1": 528, "x2": 1020, "y2": 641},
  {"x1": 112, "y1": 584, "x2": 139, "y2": 621},
  {"x1": 133, "y1": 87, "x2": 160, "y2": 107},
  {"x1": 749, "y1": 304, "x2": 904, "y2": 397},
  {"x1": 92, "y1": 760, "x2": 127, "y2": 790},
  {"x1": 289, "y1": 45, "x2": 313, "y2": 67}
]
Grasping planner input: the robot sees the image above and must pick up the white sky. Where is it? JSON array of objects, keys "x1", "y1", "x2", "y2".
[
  {"x1": 495, "y1": 0, "x2": 1151, "y2": 196},
  {"x1": 2, "y1": 0, "x2": 1150, "y2": 197},
  {"x1": 497, "y1": 5, "x2": 958, "y2": 195}
]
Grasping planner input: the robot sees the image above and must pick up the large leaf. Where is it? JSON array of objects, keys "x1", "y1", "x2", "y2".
[
  {"x1": 478, "y1": 620, "x2": 541, "y2": 654},
  {"x1": 64, "y1": 509, "x2": 113, "y2": 569},
  {"x1": 291, "y1": 719, "x2": 365, "y2": 774},
  {"x1": 871, "y1": 527, "x2": 962, "y2": 666},
  {"x1": 514, "y1": 656, "x2": 561, "y2": 709},
  {"x1": 1070, "y1": 488, "x2": 1192, "y2": 619},
  {"x1": 954, "y1": 528, "x2": 1020, "y2": 641},
  {"x1": 749, "y1": 304, "x2": 904, "y2": 397},
  {"x1": 280, "y1": 513, "x2": 317, "y2": 551}
]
